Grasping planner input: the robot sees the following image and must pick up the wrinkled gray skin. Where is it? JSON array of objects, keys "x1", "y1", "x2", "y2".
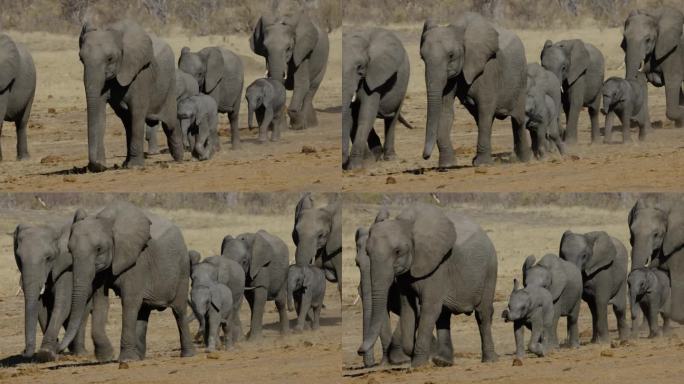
[
  {"x1": 0, "y1": 33, "x2": 35, "y2": 161},
  {"x1": 541, "y1": 39, "x2": 605, "y2": 144},
  {"x1": 342, "y1": 28, "x2": 412, "y2": 170},
  {"x1": 190, "y1": 261, "x2": 237, "y2": 351},
  {"x1": 525, "y1": 63, "x2": 565, "y2": 158},
  {"x1": 421, "y1": 13, "x2": 529, "y2": 168},
  {"x1": 502, "y1": 279, "x2": 554, "y2": 359},
  {"x1": 60, "y1": 201, "x2": 195, "y2": 362},
  {"x1": 250, "y1": 1, "x2": 329, "y2": 130},
  {"x1": 221, "y1": 230, "x2": 289, "y2": 340},
  {"x1": 245, "y1": 78, "x2": 287, "y2": 143},
  {"x1": 628, "y1": 198, "x2": 684, "y2": 323},
  {"x1": 627, "y1": 267, "x2": 671, "y2": 338},
  {"x1": 623, "y1": 7, "x2": 684, "y2": 127},
  {"x1": 358, "y1": 203, "x2": 498, "y2": 368},
  {"x1": 522, "y1": 254, "x2": 582, "y2": 348},
  {"x1": 292, "y1": 193, "x2": 342, "y2": 300},
  {"x1": 178, "y1": 94, "x2": 219, "y2": 161},
  {"x1": 601, "y1": 75, "x2": 650, "y2": 143},
  {"x1": 178, "y1": 46, "x2": 243, "y2": 148},
  {"x1": 79, "y1": 20, "x2": 183, "y2": 172},
  {"x1": 287, "y1": 264, "x2": 326, "y2": 332},
  {"x1": 559, "y1": 230, "x2": 629, "y2": 343}
]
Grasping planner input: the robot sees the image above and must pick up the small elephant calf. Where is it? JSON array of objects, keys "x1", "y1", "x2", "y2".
[
  {"x1": 503, "y1": 279, "x2": 554, "y2": 359},
  {"x1": 190, "y1": 279, "x2": 234, "y2": 352},
  {"x1": 178, "y1": 94, "x2": 220, "y2": 160},
  {"x1": 245, "y1": 78, "x2": 287, "y2": 143},
  {"x1": 525, "y1": 63, "x2": 565, "y2": 159},
  {"x1": 600, "y1": 74, "x2": 650, "y2": 143},
  {"x1": 628, "y1": 267, "x2": 671, "y2": 338},
  {"x1": 287, "y1": 264, "x2": 326, "y2": 332}
]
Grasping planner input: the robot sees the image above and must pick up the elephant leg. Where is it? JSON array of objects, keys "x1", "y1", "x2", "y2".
[
  {"x1": 513, "y1": 320, "x2": 525, "y2": 359},
  {"x1": 275, "y1": 286, "x2": 290, "y2": 335},
  {"x1": 15, "y1": 99, "x2": 32, "y2": 160},
  {"x1": 661, "y1": 311, "x2": 671, "y2": 336},
  {"x1": 604, "y1": 111, "x2": 615, "y2": 144},
  {"x1": 118, "y1": 288, "x2": 145, "y2": 362},
  {"x1": 288, "y1": 60, "x2": 311, "y2": 130},
  {"x1": 332, "y1": 254, "x2": 342, "y2": 304},
  {"x1": 432, "y1": 309, "x2": 453, "y2": 367},
  {"x1": 550, "y1": 303, "x2": 561, "y2": 348},
  {"x1": 664, "y1": 74, "x2": 684, "y2": 127},
  {"x1": 475, "y1": 302, "x2": 498, "y2": 362},
  {"x1": 247, "y1": 287, "x2": 266, "y2": 341},
  {"x1": 91, "y1": 284, "x2": 114, "y2": 362},
  {"x1": 222, "y1": 319, "x2": 233, "y2": 350},
  {"x1": 567, "y1": 304, "x2": 580, "y2": 348},
  {"x1": 619, "y1": 107, "x2": 633, "y2": 144},
  {"x1": 347, "y1": 91, "x2": 380, "y2": 170},
  {"x1": 303, "y1": 86, "x2": 319, "y2": 128},
  {"x1": 312, "y1": 306, "x2": 321, "y2": 330},
  {"x1": 171, "y1": 278, "x2": 195, "y2": 357},
  {"x1": 387, "y1": 321, "x2": 409, "y2": 365},
  {"x1": 528, "y1": 316, "x2": 545, "y2": 357},
  {"x1": 38, "y1": 281, "x2": 72, "y2": 360},
  {"x1": 612, "y1": 283, "x2": 629, "y2": 341},
  {"x1": 563, "y1": 90, "x2": 582, "y2": 144},
  {"x1": 593, "y1": 298, "x2": 610, "y2": 343},
  {"x1": 399, "y1": 293, "x2": 417, "y2": 360},
  {"x1": 367, "y1": 128, "x2": 383, "y2": 161},
  {"x1": 436, "y1": 94, "x2": 456, "y2": 168},
  {"x1": 256, "y1": 108, "x2": 274, "y2": 143},
  {"x1": 205, "y1": 307, "x2": 221, "y2": 352},
  {"x1": 122, "y1": 105, "x2": 148, "y2": 169},
  {"x1": 665, "y1": 249, "x2": 684, "y2": 323},
  {"x1": 228, "y1": 109, "x2": 241, "y2": 149},
  {"x1": 232, "y1": 298, "x2": 244, "y2": 342},
  {"x1": 472, "y1": 105, "x2": 496, "y2": 166},
  {"x1": 382, "y1": 114, "x2": 399, "y2": 161},
  {"x1": 638, "y1": 89, "x2": 651, "y2": 140},
  {"x1": 0, "y1": 120, "x2": 3, "y2": 161},
  {"x1": 411, "y1": 298, "x2": 441, "y2": 367},
  {"x1": 135, "y1": 305, "x2": 151, "y2": 359},
  {"x1": 646, "y1": 303, "x2": 660, "y2": 338},
  {"x1": 588, "y1": 103, "x2": 601, "y2": 144},
  {"x1": 511, "y1": 110, "x2": 532, "y2": 163},
  {"x1": 69, "y1": 302, "x2": 89, "y2": 355},
  {"x1": 586, "y1": 297, "x2": 598, "y2": 342},
  {"x1": 145, "y1": 124, "x2": 160, "y2": 155}
]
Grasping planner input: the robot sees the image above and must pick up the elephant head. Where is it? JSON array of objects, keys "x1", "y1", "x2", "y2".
[
  {"x1": 178, "y1": 47, "x2": 224, "y2": 94},
  {"x1": 358, "y1": 203, "x2": 456, "y2": 356},
  {"x1": 503, "y1": 279, "x2": 530, "y2": 322},
  {"x1": 221, "y1": 231, "x2": 276, "y2": 281},
  {"x1": 627, "y1": 198, "x2": 684, "y2": 269},
  {"x1": 541, "y1": 39, "x2": 589, "y2": 87},
  {"x1": 420, "y1": 13, "x2": 499, "y2": 160},
  {"x1": 292, "y1": 193, "x2": 341, "y2": 266},
  {"x1": 600, "y1": 77, "x2": 628, "y2": 115},
  {"x1": 287, "y1": 264, "x2": 311, "y2": 312},
  {"x1": 559, "y1": 230, "x2": 616, "y2": 277},
  {"x1": 522, "y1": 254, "x2": 568, "y2": 302},
  {"x1": 190, "y1": 260, "x2": 221, "y2": 321},
  {"x1": 245, "y1": 80, "x2": 272, "y2": 129},
  {"x1": 0, "y1": 34, "x2": 20, "y2": 93},
  {"x1": 59, "y1": 201, "x2": 151, "y2": 351},
  {"x1": 627, "y1": 268, "x2": 659, "y2": 321},
  {"x1": 622, "y1": 7, "x2": 684, "y2": 80}
]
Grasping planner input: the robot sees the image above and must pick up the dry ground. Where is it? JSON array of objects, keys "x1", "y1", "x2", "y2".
[
  {"x1": 341, "y1": 197, "x2": 684, "y2": 383},
  {"x1": 0, "y1": 30, "x2": 341, "y2": 192},
  {"x1": 342, "y1": 25, "x2": 684, "y2": 192},
  {"x1": 0, "y1": 202, "x2": 341, "y2": 383}
]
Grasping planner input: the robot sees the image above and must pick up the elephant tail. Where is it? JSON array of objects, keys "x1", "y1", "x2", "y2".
[{"x1": 398, "y1": 113, "x2": 414, "y2": 129}]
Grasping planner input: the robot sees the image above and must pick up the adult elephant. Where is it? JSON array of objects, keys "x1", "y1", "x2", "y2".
[
  {"x1": 79, "y1": 20, "x2": 183, "y2": 172},
  {"x1": 292, "y1": 193, "x2": 341, "y2": 300},
  {"x1": 421, "y1": 13, "x2": 529, "y2": 168},
  {"x1": 342, "y1": 27, "x2": 413, "y2": 170},
  {"x1": 628, "y1": 198, "x2": 684, "y2": 323},
  {"x1": 221, "y1": 230, "x2": 289, "y2": 340},
  {"x1": 541, "y1": 39, "x2": 604, "y2": 144},
  {"x1": 59, "y1": 201, "x2": 195, "y2": 362},
  {"x1": 250, "y1": 1, "x2": 329, "y2": 130},
  {"x1": 623, "y1": 7, "x2": 684, "y2": 127},
  {"x1": 358, "y1": 203, "x2": 498, "y2": 367}
]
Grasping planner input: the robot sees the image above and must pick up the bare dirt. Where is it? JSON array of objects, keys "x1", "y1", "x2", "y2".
[
  {"x1": 0, "y1": 203, "x2": 341, "y2": 383},
  {"x1": 0, "y1": 31, "x2": 341, "y2": 192},
  {"x1": 342, "y1": 26, "x2": 684, "y2": 192},
  {"x1": 341, "y1": 198, "x2": 684, "y2": 384}
]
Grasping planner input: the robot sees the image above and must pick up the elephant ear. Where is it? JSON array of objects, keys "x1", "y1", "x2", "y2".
[
  {"x1": 203, "y1": 48, "x2": 224, "y2": 93},
  {"x1": 663, "y1": 205, "x2": 684, "y2": 256},
  {"x1": 628, "y1": 198, "x2": 646, "y2": 227},
  {"x1": 188, "y1": 250, "x2": 201, "y2": 266},
  {"x1": 461, "y1": 15, "x2": 499, "y2": 85},
  {"x1": 99, "y1": 202, "x2": 151, "y2": 276},
  {"x1": 293, "y1": 16, "x2": 319, "y2": 67},
  {"x1": 565, "y1": 40, "x2": 589, "y2": 85},
  {"x1": 293, "y1": 193, "x2": 314, "y2": 245},
  {"x1": 655, "y1": 9, "x2": 684, "y2": 61},
  {"x1": 374, "y1": 206, "x2": 390, "y2": 223},
  {"x1": 365, "y1": 31, "x2": 404, "y2": 91},
  {"x1": 585, "y1": 232, "x2": 616, "y2": 276},
  {"x1": 111, "y1": 20, "x2": 153, "y2": 87},
  {"x1": 250, "y1": 15, "x2": 271, "y2": 57},
  {"x1": 220, "y1": 235, "x2": 234, "y2": 256},
  {"x1": 398, "y1": 204, "x2": 456, "y2": 278},
  {"x1": 0, "y1": 34, "x2": 19, "y2": 91},
  {"x1": 324, "y1": 202, "x2": 342, "y2": 257},
  {"x1": 539, "y1": 255, "x2": 568, "y2": 302},
  {"x1": 522, "y1": 255, "x2": 536, "y2": 284},
  {"x1": 250, "y1": 231, "x2": 274, "y2": 280},
  {"x1": 52, "y1": 210, "x2": 86, "y2": 279}
]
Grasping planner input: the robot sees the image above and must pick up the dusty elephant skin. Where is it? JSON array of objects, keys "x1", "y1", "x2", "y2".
[
  {"x1": 502, "y1": 278, "x2": 554, "y2": 359},
  {"x1": 245, "y1": 78, "x2": 287, "y2": 143},
  {"x1": 287, "y1": 264, "x2": 326, "y2": 332},
  {"x1": 178, "y1": 94, "x2": 220, "y2": 161},
  {"x1": 525, "y1": 63, "x2": 565, "y2": 158},
  {"x1": 627, "y1": 267, "x2": 671, "y2": 338},
  {"x1": 601, "y1": 74, "x2": 651, "y2": 143}
]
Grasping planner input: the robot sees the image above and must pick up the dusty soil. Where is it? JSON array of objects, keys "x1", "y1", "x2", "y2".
[
  {"x1": 0, "y1": 31, "x2": 341, "y2": 192},
  {"x1": 341, "y1": 198, "x2": 684, "y2": 383},
  {"x1": 342, "y1": 26, "x2": 684, "y2": 192},
  {"x1": 0, "y1": 203, "x2": 341, "y2": 383}
]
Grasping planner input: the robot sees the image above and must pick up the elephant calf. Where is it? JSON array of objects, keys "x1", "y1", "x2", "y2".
[
  {"x1": 600, "y1": 75, "x2": 650, "y2": 143},
  {"x1": 287, "y1": 264, "x2": 326, "y2": 332},
  {"x1": 628, "y1": 267, "x2": 671, "y2": 338},
  {"x1": 525, "y1": 63, "x2": 565, "y2": 158},
  {"x1": 503, "y1": 279, "x2": 554, "y2": 359},
  {"x1": 178, "y1": 95, "x2": 220, "y2": 161},
  {"x1": 245, "y1": 78, "x2": 287, "y2": 143},
  {"x1": 190, "y1": 270, "x2": 235, "y2": 351}
]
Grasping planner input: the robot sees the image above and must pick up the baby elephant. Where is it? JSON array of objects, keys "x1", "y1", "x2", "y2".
[
  {"x1": 178, "y1": 94, "x2": 220, "y2": 160},
  {"x1": 525, "y1": 63, "x2": 564, "y2": 159},
  {"x1": 600, "y1": 74, "x2": 650, "y2": 143},
  {"x1": 190, "y1": 279, "x2": 234, "y2": 352},
  {"x1": 628, "y1": 267, "x2": 671, "y2": 338},
  {"x1": 287, "y1": 264, "x2": 326, "y2": 332},
  {"x1": 245, "y1": 78, "x2": 287, "y2": 143},
  {"x1": 503, "y1": 279, "x2": 554, "y2": 359}
]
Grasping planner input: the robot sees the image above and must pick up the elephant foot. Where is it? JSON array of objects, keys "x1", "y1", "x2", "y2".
[
  {"x1": 675, "y1": 119, "x2": 684, "y2": 128},
  {"x1": 529, "y1": 344, "x2": 545, "y2": 357},
  {"x1": 94, "y1": 344, "x2": 115, "y2": 362},
  {"x1": 122, "y1": 157, "x2": 145, "y2": 169},
  {"x1": 482, "y1": 351, "x2": 499, "y2": 363},
  {"x1": 146, "y1": 149, "x2": 160, "y2": 156},
  {"x1": 204, "y1": 346, "x2": 216, "y2": 353},
  {"x1": 383, "y1": 152, "x2": 397, "y2": 161},
  {"x1": 292, "y1": 326, "x2": 304, "y2": 334},
  {"x1": 181, "y1": 346, "x2": 196, "y2": 357},
  {"x1": 69, "y1": 343, "x2": 88, "y2": 356},
  {"x1": 388, "y1": 346, "x2": 411, "y2": 365},
  {"x1": 410, "y1": 355, "x2": 430, "y2": 369},
  {"x1": 246, "y1": 331, "x2": 263, "y2": 342},
  {"x1": 87, "y1": 161, "x2": 107, "y2": 173},
  {"x1": 21, "y1": 347, "x2": 35, "y2": 359},
  {"x1": 472, "y1": 153, "x2": 492, "y2": 167},
  {"x1": 648, "y1": 331, "x2": 660, "y2": 339},
  {"x1": 257, "y1": 136, "x2": 269, "y2": 144},
  {"x1": 36, "y1": 348, "x2": 59, "y2": 362},
  {"x1": 118, "y1": 349, "x2": 143, "y2": 363},
  {"x1": 437, "y1": 157, "x2": 456, "y2": 169},
  {"x1": 363, "y1": 352, "x2": 377, "y2": 368},
  {"x1": 344, "y1": 158, "x2": 365, "y2": 171},
  {"x1": 17, "y1": 153, "x2": 30, "y2": 161},
  {"x1": 431, "y1": 354, "x2": 453, "y2": 367}
]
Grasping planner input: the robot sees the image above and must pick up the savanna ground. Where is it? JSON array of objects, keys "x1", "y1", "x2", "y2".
[
  {"x1": 0, "y1": 193, "x2": 341, "y2": 383},
  {"x1": 342, "y1": 24, "x2": 684, "y2": 192},
  {"x1": 0, "y1": 29, "x2": 341, "y2": 192},
  {"x1": 341, "y1": 193, "x2": 684, "y2": 384}
]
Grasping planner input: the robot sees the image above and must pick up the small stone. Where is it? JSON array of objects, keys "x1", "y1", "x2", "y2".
[
  {"x1": 206, "y1": 352, "x2": 220, "y2": 359},
  {"x1": 386, "y1": 176, "x2": 397, "y2": 184},
  {"x1": 512, "y1": 358, "x2": 523, "y2": 366},
  {"x1": 301, "y1": 145, "x2": 317, "y2": 154},
  {"x1": 168, "y1": 370, "x2": 178, "y2": 374},
  {"x1": 475, "y1": 167, "x2": 488, "y2": 174},
  {"x1": 40, "y1": 155, "x2": 64, "y2": 164},
  {"x1": 600, "y1": 350, "x2": 613, "y2": 357},
  {"x1": 302, "y1": 341, "x2": 313, "y2": 347},
  {"x1": 48, "y1": 107, "x2": 57, "y2": 114},
  {"x1": 610, "y1": 340, "x2": 620, "y2": 348},
  {"x1": 118, "y1": 362, "x2": 129, "y2": 369},
  {"x1": 570, "y1": 155, "x2": 581, "y2": 161},
  {"x1": 63, "y1": 176, "x2": 77, "y2": 183}
]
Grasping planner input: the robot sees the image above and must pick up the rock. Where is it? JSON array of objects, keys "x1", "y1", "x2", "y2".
[
  {"x1": 512, "y1": 358, "x2": 523, "y2": 366},
  {"x1": 301, "y1": 145, "x2": 317, "y2": 154},
  {"x1": 600, "y1": 350, "x2": 613, "y2": 357},
  {"x1": 386, "y1": 176, "x2": 397, "y2": 184},
  {"x1": 118, "y1": 362, "x2": 129, "y2": 369},
  {"x1": 40, "y1": 155, "x2": 64, "y2": 164},
  {"x1": 48, "y1": 108, "x2": 57, "y2": 114},
  {"x1": 206, "y1": 352, "x2": 220, "y2": 359}
]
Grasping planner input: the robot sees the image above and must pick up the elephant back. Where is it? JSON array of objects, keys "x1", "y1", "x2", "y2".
[{"x1": 0, "y1": 34, "x2": 19, "y2": 91}]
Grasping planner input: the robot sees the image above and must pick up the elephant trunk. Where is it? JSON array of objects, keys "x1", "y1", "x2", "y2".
[
  {"x1": 287, "y1": 276, "x2": 296, "y2": 312},
  {"x1": 21, "y1": 274, "x2": 43, "y2": 358},
  {"x1": 630, "y1": 289, "x2": 639, "y2": 321},
  {"x1": 248, "y1": 104, "x2": 256, "y2": 129},
  {"x1": 84, "y1": 70, "x2": 107, "y2": 172},
  {"x1": 342, "y1": 70, "x2": 359, "y2": 167},
  {"x1": 359, "y1": 263, "x2": 375, "y2": 366},
  {"x1": 357, "y1": 268, "x2": 392, "y2": 356},
  {"x1": 624, "y1": 42, "x2": 645, "y2": 81},
  {"x1": 59, "y1": 270, "x2": 93, "y2": 352},
  {"x1": 295, "y1": 238, "x2": 317, "y2": 266},
  {"x1": 631, "y1": 235, "x2": 654, "y2": 270},
  {"x1": 267, "y1": 57, "x2": 287, "y2": 84},
  {"x1": 423, "y1": 65, "x2": 447, "y2": 160}
]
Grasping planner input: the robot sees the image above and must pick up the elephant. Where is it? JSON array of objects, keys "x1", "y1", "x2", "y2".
[
  {"x1": 541, "y1": 39, "x2": 605, "y2": 144},
  {"x1": 559, "y1": 230, "x2": 629, "y2": 343},
  {"x1": 250, "y1": 0, "x2": 329, "y2": 130},
  {"x1": 342, "y1": 27, "x2": 413, "y2": 170},
  {"x1": 628, "y1": 198, "x2": 684, "y2": 323},
  {"x1": 190, "y1": 268, "x2": 235, "y2": 352},
  {"x1": 358, "y1": 203, "x2": 498, "y2": 368},
  {"x1": 0, "y1": 33, "x2": 35, "y2": 161},
  {"x1": 245, "y1": 78, "x2": 287, "y2": 143},
  {"x1": 287, "y1": 264, "x2": 326, "y2": 332},
  {"x1": 59, "y1": 201, "x2": 195, "y2": 362},
  {"x1": 600, "y1": 75, "x2": 650, "y2": 143},
  {"x1": 623, "y1": 7, "x2": 684, "y2": 127},
  {"x1": 292, "y1": 193, "x2": 341, "y2": 300},
  {"x1": 178, "y1": 46, "x2": 244, "y2": 149},
  {"x1": 177, "y1": 94, "x2": 220, "y2": 161},
  {"x1": 522, "y1": 254, "x2": 582, "y2": 348},
  {"x1": 420, "y1": 13, "x2": 529, "y2": 168},
  {"x1": 526, "y1": 63, "x2": 565, "y2": 158},
  {"x1": 221, "y1": 230, "x2": 289, "y2": 340},
  {"x1": 502, "y1": 279, "x2": 554, "y2": 359},
  {"x1": 79, "y1": 20, "x2": 183, "y2": 172},
  {"x1": 627, "y1": 267, "x2": 671, "y2": 338}
]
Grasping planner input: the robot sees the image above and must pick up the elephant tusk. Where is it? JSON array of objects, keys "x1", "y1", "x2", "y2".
[
  {"x1": 638, "y1": 60, "x2": 645, "y2": 72},
  {"x1": 40, "y1": 284, "x2": 45, "y2": 296},
  {"x1": 351, "y1": 93, "x2": 357, "y2": 103},
  {"x1": 352, "y1": 294, "x2": 360, "y2": 305}
]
